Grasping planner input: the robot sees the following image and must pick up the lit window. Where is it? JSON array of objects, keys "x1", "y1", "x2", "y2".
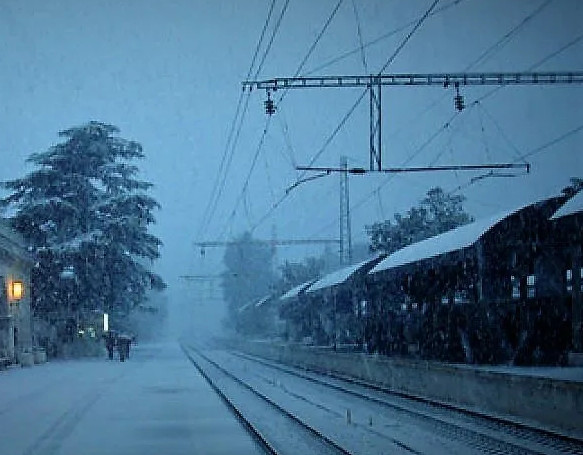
[
  {"x1": 11, "y1": 281, "x2": 24, "y2": 300},
  {"x1": 566, "y1": 269, "x2": 573, "y2": 292}
]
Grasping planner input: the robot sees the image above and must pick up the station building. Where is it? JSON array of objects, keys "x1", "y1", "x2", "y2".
[{"x1": 0, "y1": 219, "x2": 34, "y2": 367}]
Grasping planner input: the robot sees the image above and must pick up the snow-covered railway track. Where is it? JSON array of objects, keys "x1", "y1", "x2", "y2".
[
  {"x1": 181, "y1": 345, "x2": 356, "y2": 455},
  {"x1": 228, "y1": 350, "x2": 583, "y2": 455}
]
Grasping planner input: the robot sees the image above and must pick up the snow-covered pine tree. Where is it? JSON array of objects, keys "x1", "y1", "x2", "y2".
[{"x1": 1, "y1": 121, "x2": 165, "y2": 334}]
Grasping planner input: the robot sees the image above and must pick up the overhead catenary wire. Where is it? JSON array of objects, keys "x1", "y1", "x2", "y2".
[
  {"x1": 244, "y1": 0, "x2": 483, "y2": 241},
  {"x1": 384, "y1": 0, "x2": 556, "y2": 147},
  {"x1": 442, "y1": 33, "x2": 583, "y2": 193},
  {"x1": 219, "y1": 0, "x2": 347, "y2": 238},
  {"x1": 196, "y1": 0, "x2": 277, "y2": 241},
  {"x1": 248, "y1": 89, "x2": 368, "y2": 234},
  {"x1": 517, "y1": 123, "x2": 583, "y2": 161},
  {"x1": 447, "y1": 122, "x2": 583, "y2": 194},
  {"x1": 262, "y1": 137, "x2": 277, "y2": 205},
  {"x1": 308, "y1": 25, "x2": 583, "y2": 238},
  {"x1": 243, "y1": 2, "x2": 577, "y2": 246},
  {"x1": 253, "y1": 0, "x2": 291, "y2": 80},
  {"x1": 275, "y1": 0, "x2": 345, "y2": 107},
  {"x1": 314, "y1": 94, "x2": 578, "y2": 236},
  {"x1": 350, "y1": 0, "x2": 368, "y2": 73},
  {"x1": 276, "y1": 113, "x2": 298, "y2": 169},
  {"x1": 252, "y1": 0, "x2": 450, "y2": 236},
  {"x1": 207, "y1": 0, "x2": 289, "y2": 241},
  {"x1": 477, "y1": 102, "x2": 527, "y2": 163},
  {"x1": 304, "y1": 0, "x2": 467, "y2": 76},
  {"x1": 217, "y1": 117, "x2": 273, "y2": 241},
  {"x1": 469, "y1": 0, "x2": 553, "y2": 70},
  {"x1": 377, "y1": 0, "x2": 441, "y2": 74}
]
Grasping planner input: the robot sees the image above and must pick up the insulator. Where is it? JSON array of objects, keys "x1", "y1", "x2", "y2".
[
  {"x1": 454, "y1": 94, "x2": 465, "y2": 111},
  {"x1": 453, "y1": 82, "x2": 465, "y2": 111},
  {"x1": 264, "y1": 91, "x2": 276, "y2": 115}
]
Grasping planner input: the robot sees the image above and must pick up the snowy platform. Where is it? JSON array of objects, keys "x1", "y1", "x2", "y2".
[
  {"x1": 0, "y1": 342, "x2": 263, "y2": 455},
  {"x1": 454, "y1": 362, "x2": 583, "y2": 382}
]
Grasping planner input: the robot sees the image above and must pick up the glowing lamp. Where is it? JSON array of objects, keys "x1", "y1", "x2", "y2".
[{"x1": 11, "y1": 281, "x2": 24, "y2": 300}]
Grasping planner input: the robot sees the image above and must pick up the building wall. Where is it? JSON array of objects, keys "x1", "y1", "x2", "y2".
[{"x1": 0, "y1": 221, "x2": 33, "y2": 363}]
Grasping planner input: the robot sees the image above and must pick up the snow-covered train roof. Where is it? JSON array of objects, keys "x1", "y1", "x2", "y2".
[
  {"x1": 279, "y1": 280, "x2": 315, "y2": 301},
  {"x1": 308, "y1": 253, "x2": 385, "y2": 293},
  {"x1": 254, "y1": 295, "x2": 272, "y2": 308},
  {"x1": 239, "y1": 294, "x2": 272, "y2": 312},
  {"x1": 369, "y1": 207, "x2": 523, "y2": 275},
  {"x1": 551, "y1": 191, "x2": 583, "y2": 220}
]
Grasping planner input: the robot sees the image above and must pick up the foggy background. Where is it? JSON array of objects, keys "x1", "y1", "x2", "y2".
[{"x1": 1, "y1": 0, "x2": 581, "y2": 339}]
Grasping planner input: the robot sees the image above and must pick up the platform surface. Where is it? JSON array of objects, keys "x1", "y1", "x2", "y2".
[{"x1": 0, "y1": 342, "x2": 263, "y2": 455}]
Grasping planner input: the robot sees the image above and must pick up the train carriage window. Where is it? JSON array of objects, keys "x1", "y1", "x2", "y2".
[
  {"x1": 511, "y1": 275, "x2": 520, "y2": 299},
  {"x1": 454, "y1": 290, "x2": 469, "y2": 305},
  {"x1": 359, "y1": 300, "x2": 368, "y2": 317},
  {"x1": 527, "y1": 274, "x2": 536, "y2": 298}
]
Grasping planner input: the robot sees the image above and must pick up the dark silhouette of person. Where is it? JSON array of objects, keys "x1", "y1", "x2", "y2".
[
  {"x1": 117, "y1": 334, "x2": 131, "y2": 362},
  {"x1": 104, "y1": 331, "x2": 115, "y2": 360}
]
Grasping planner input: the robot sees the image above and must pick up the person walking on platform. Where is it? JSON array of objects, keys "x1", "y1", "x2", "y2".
[
  {"x1": 117, "y1": 334, "x2": 131, "y2": 362},
  {"x1": 104, "y1": 331, "x2": 116, "y2": 360}
]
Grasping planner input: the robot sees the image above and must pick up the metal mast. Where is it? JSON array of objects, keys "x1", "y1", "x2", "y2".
[{"x1": 339, "y1": 156, "x2": 352, "y2": 264}]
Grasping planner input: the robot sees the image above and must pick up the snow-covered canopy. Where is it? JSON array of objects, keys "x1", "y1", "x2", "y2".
[
  {"x1": 254, "y1": 295, "x2": 272, "y2": 308},
  {"x1": 551, "y1": 191, "x2": 583, "y2": 220},
  {"x1": 237, "y1": 301, "x2": 254, "y2": 313},
  {"x1": 238, "y1": 294, "x2": 272, "y2": 312},
  {"x1": 279, "y1": 280, "x2": 316, "y2": 301},
  {"x1": 370, "y1": 207, "x2": 523, "y2": 275},
  {"x1": 309, "y1": 254, "x2": 385, "y2": 293}
]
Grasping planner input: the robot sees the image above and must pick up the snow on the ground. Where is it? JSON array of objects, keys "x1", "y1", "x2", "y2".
[{"x1": 0, "y1": 342, "x2": 263, "y2": 455}]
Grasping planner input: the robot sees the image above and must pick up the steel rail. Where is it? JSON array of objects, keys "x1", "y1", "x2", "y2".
[
  {"x1": 230, "y1": 350, "x2": 583, "y2": 455},
  {"x1": 182, "y1": 344, "x2": 355, "y2": 455},
  {"x1": 180, "y1": 344, "x2": 278, "y2": 455}
]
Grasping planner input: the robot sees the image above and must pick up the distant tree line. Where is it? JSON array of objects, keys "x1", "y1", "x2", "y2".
[{"x1": 366, "y1": 187, "x2": 473, "y2": 254}]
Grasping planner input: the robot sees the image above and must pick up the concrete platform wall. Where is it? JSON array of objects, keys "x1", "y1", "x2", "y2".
[{"x1": 233, "y1": 340, "x2": 583, "y2": 439}]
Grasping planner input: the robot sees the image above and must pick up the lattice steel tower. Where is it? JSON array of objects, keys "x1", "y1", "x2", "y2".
[{"x1": 339, "y1": 156, "x2": 352, "y2": 265}]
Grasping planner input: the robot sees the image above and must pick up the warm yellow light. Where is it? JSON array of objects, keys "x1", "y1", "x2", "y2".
[{"x1": 11, "y1": 281, "x2": 24, "y2": 300}]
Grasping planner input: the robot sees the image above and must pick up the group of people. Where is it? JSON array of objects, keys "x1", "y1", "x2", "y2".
[{"x1": 104, "y1": 331, "x2": 133, "y2": 362}]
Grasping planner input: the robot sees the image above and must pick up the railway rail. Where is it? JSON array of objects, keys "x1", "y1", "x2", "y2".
[
  {"x1": 181, "y1": 344, "x2": 356, "y2": 455},
  {"x1": 186, "y1": 344, "x2": 583, "y2": 455},
  {"x1": 236, "y1": 350, "x2": 583, "y2": 455}
]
